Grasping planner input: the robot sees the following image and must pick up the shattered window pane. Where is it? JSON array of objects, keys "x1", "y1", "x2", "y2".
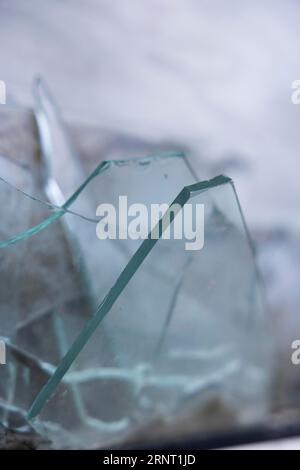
[{"x1": 0, "y1": 148, "x2": 273, "y2": 447}]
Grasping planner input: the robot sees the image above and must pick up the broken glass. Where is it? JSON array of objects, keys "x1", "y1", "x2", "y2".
[
  {"x1": 0, "y1": 155, "x2": 273, "y2": 447},
  {"x1": 0, "y1": 84, "x2": 273, "y2": 448}
]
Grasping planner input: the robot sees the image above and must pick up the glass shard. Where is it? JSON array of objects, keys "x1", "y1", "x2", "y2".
[{"x1": 0, "y1": 150, "x2": 273, "y2": 447}]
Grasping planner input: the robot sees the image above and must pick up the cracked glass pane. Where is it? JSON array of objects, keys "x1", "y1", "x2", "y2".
[
  {"x1": 0, "y1": 146, "x2": 273, "y2": 447},
  {"x1": 0, "y1": 80, "x2": 273, "y2": 448}
]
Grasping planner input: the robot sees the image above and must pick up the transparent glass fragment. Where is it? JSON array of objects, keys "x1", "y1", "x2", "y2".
[{"x1": 0, "y1": 145, "x2": 273, "y2": 447}]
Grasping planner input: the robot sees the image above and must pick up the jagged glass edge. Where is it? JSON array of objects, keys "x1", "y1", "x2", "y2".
[
  {"x1": 27, "y1": 174, "x2": 231, "y2": 420},
  {"x1": 0, "y1": 151, "x2": 186, "y2": 249}
]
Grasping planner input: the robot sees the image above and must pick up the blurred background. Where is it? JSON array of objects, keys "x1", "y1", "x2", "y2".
[{"x1": 0, "y1": 0, "x2": 300, "y2": 447}]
